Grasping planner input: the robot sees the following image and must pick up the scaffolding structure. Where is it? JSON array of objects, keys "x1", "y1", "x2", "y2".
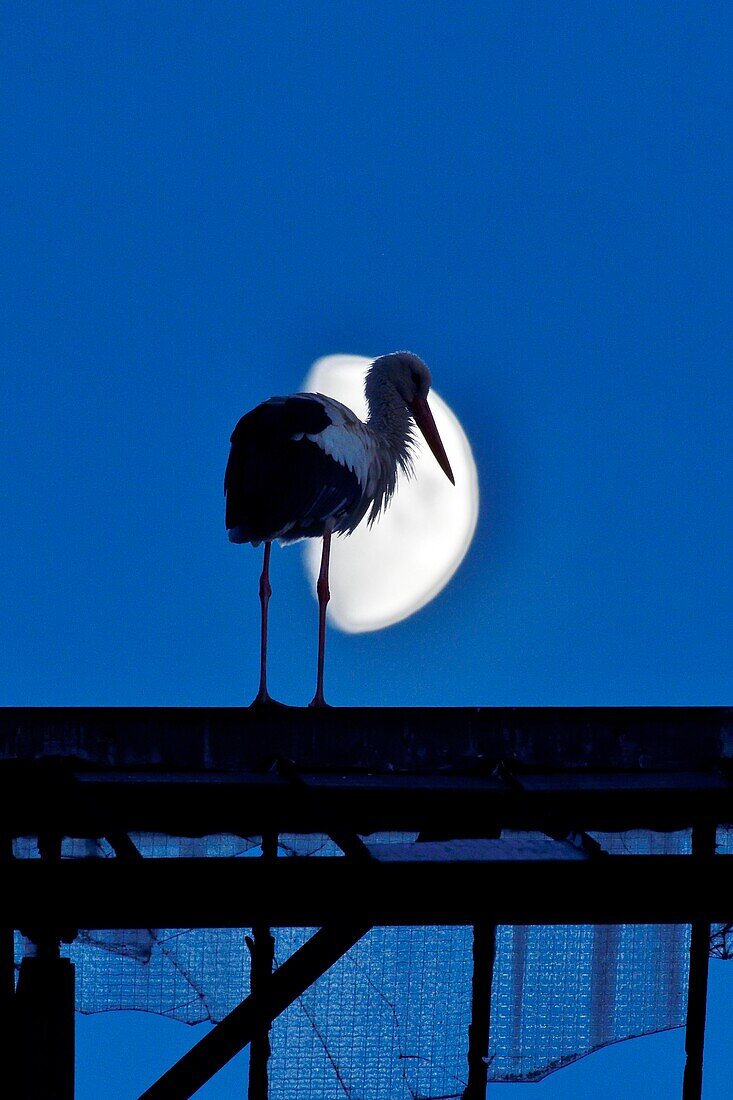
[{"x1": 1, "y1": 706, "x2": 732, "y2": 1098}]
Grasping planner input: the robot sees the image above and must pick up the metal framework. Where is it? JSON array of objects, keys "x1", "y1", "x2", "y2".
[{"x1": 1, "y1": 706, "x2": 732, "y2": 1099}]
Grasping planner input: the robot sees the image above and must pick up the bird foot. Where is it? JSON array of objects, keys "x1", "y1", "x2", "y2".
[
  {"x1": 308, "y1": 693, "x2": 332, "y2": 709},
  {"x1": 249, "y1": 692, "x2": 290, "y2": 711}
]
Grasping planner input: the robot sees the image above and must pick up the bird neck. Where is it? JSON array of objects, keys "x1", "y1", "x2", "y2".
[{"x1": 364, "y1": 372, "x2": 414, "y2": 471}]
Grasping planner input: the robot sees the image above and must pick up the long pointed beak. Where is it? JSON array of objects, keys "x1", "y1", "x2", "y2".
[{"x1": 410, "y1": 395, "x2": 455, "y2": 484}]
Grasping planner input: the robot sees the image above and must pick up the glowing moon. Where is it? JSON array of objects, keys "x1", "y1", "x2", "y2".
[{"x1": 302, "y1": 354, "x2": 479, "y2": 633}]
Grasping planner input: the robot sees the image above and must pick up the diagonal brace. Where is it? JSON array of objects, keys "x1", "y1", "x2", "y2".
[
  {"x1": 274, "y1": 757, "x2": 374, "y2": 862},
  {"x1": 137, "y1": 921, "x2": 371, "y2": 1100}
]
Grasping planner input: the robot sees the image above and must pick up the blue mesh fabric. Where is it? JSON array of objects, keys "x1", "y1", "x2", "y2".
[{"x1": 11, "y1": 828, "x2": 730, "y2": 1092}]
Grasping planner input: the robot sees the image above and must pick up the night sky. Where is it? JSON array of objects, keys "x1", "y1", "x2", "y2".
[{"x1": 2, "y1": 3, "x2": 731, "y2": 1096}]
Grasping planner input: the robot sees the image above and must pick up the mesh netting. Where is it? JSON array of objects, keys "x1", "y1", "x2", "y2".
[
  {"x1": 13, "y1": 833, "x2": 260, "y2": 1023},
  {"x1": 12, "y1": 828, "x2": 733, "y2": 1093},
  {"x1": 267, "y1": 922, "x2": 690, "y2": 1092}
]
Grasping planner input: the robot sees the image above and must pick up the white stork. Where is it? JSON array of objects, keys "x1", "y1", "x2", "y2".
[{"x1": 225, "y1": 351, "x2": 455, "y2": 707}]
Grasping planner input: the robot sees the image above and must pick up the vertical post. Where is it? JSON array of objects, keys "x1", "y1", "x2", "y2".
[
  {"x1": 0, "y1": 834, "x2": 18, "y2": 1097},
  {"x1": 16, "y1": 947, "x2": 75, "y2": 1100},
  {"x1": 247, "y1": 832, "x2": 278, "y2": 1100},
  {"x1": 463, "y1": 922, "x2": 497, "y2": 1099},
  {"x1": 15, "y1": 831, "x2": 75, "y2": 1100},
  {"x1": 682, "y1": 823, "x2": 716, "y2": 1100},
  {"x1": 0, "y1": 924, "x2": 14, "y2": 1055}
]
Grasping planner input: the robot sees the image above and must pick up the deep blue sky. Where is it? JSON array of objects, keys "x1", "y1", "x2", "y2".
[{"x1": 2, "y1": 2, "x2": 731, "y2": 1096}]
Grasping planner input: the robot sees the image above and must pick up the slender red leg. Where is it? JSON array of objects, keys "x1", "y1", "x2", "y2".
[
  {"x1": 251, "y1": 542, "x2": 273, "y2": 706},
  {"x1": 309, "y1": 522, "x2": 334, "y2": 708}
]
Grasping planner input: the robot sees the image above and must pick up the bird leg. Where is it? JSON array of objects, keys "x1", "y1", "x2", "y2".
[
  {"x1": 309, "y1": 521, "x2": 334, "y2": 708},
  {"x1": 251, "y1": 541, "x2": 275, "y2": 707}
]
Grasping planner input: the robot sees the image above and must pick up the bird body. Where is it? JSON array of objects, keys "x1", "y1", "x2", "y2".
[
  {"x1": 225, "y1": 352, "x2": 454, "y2": 706},
  {"x1": 225, "y1": 392, "x2": 388, "y2": 545}
]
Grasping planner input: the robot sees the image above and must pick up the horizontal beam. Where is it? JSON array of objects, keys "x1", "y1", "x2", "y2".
[
  {"x1": 2, "y1": 768, "x2": 732, "y2": 837},
  {"x1": 2, "y1": 707, "x2": 730, "y2": 773},
  {"x1": 6, "y1": 854, "x2": 733, "y2": 928}
]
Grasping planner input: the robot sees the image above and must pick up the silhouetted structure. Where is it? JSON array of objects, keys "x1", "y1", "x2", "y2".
[{"x1": 1, "y1": 706, "x2": 731, "y2": 1098}]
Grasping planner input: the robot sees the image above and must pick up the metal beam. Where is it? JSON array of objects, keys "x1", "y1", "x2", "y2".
[
  {"x1": 2, "y1": 706, "x2": 729, "y2": 774},
  {"x1": 246, "y1": 924, "x2": 274, "y2": 1100},
  {"x1": 682, "y1": 825, "x2": 716, "y2": 1100},
  {"x1": 463, "y1": 922, "x2": 496, "y2": 1099},
  {"x1": 0, "y1": 835, "x2": 17, "y2": 1098},
  {"x1": 15, "y1": 954, "x2": 75, "y2": 1100},
  {"x1": 138, "y1": 922, "x2": 370, "y2": 1100},
  {"x1": 7, "y1": 854, "x2": 733, "y2": 928},
  {"x1": 247, "y1": 832, "x2": 277, "y2": 1100},
  {"x1": 2, "y1": 767, "x2": 733, "y2": 837}
]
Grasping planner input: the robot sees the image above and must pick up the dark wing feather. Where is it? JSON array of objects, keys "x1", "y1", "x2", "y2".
[{"x1": 225, "y1": 396, "x2": 362, "y2": 543}]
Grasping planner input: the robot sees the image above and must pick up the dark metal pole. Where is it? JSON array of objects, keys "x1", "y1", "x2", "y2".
[
  {"x1": 246, "y1": 925, "x2": 275, "y2": 1100},
  {"x1": 463, "y1": 922, "x2": 497, "y2": 1099},
  {"x1": 682, "y1": 823, "x2": 716, "y2": 1100},
  {"x1": 15, "y1": 831, "x2": 76, "y2": 1100},
  {"x1": 16, "y1": 948, "x2": 75, "y2": 1100},
  {"x1": 247, "y1": 833, "x2": 277, "y2": 1100},
  {"x1": 0, "y1": 834, "x2": 18, "y2": 1097},
  {"x1": 0, "y1": 924, "x2": 14, "y2": 1041}
]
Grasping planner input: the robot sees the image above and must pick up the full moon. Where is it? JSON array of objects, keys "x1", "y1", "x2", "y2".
[{"x1": 302, "y1": 354, "x2": 479, "y2": 633}]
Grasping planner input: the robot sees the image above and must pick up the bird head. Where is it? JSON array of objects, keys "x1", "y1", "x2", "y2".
[{"x1": 369, "y1": 352, "x2": 455, "y2": 485}]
